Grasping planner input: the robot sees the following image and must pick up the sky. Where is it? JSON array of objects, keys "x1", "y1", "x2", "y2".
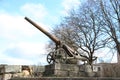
[
  {"x1": 0, "y1": 0, "x2": 82, "y2": 65},
  {"x1": 0, "y1": 0, "x2": 117, "y2": 65}
]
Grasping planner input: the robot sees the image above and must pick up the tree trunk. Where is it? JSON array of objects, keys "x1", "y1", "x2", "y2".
[
  {"x1": 113, "y1": 37, "x2": 120, "y2": 63},
  {"x1": 116, "y1": 43, "x2": 120, "y2": 55},
  {"x1": 114, "y1": 38, "x2": 120, "y2": 55}
]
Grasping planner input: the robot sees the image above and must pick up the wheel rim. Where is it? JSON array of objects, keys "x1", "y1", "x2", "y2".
[{"x1": 47, "y1": 52, "x2": 55, "y2": 64}]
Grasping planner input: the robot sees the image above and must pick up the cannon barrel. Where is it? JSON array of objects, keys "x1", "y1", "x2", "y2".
[
  {"x1": 25, "y1": 17, "x2": 77, "y2": 57},
  {"x1": 25, "y1": 17, "x2": 60, "y2": 45}
]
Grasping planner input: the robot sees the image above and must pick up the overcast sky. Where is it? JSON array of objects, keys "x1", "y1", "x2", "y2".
[
  {"x1": 0, "y1": 0, "x2": 117, "y2": 65},
  {"x1": 0, "y1": 0, "x2": 82, "y2": 65}
]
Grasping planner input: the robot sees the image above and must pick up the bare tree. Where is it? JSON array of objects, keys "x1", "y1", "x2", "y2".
[
  {"x1": 47, "y1": 0, "x2": 120, "y2": 65},
  {"x1": 47, "y1": 0, "x2": 109, "y2": 65},
  {"x1": 99, "y1": 0, "x2": 120, "y2": 61},
  {"x1": 66, "y1": 2, "x2": 108, "y2": 65}
]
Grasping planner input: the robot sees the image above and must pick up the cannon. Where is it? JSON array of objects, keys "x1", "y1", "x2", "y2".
[{"x1": 24, "y1": 17, "x2": 88, "y2": 64}]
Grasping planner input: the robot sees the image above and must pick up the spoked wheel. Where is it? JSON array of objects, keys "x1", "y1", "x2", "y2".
[{"x1": 47, "y1": 52, "x2": 55, "y2": 64}]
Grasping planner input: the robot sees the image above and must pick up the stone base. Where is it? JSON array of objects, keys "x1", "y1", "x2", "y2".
[{"x1": 43, "y1": 63, "x2": 87, "y2": 77}]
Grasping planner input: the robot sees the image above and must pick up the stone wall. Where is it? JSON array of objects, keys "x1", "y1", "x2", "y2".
[
  {"x1": 93, "y1": 63, "x2": 120, "y2": 77},
  {"x1": 43, "y1": 63, "x2": 120, "y2": 77},
  {"x1": 98, "y1": 63, "x2": 120, "y2": 77},
  {"x1": 10, "y1": 77, "x2": 120, "y2": 80}
]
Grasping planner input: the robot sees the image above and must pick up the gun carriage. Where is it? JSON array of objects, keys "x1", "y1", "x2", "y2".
[{"x1": 25, "y1": 17, "x2": 88, "y2": 64}]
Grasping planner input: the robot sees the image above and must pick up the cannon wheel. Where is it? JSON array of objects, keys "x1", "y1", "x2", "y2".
[{"x1": 47, "y1": 51, "x2": 55, "y2": 64}]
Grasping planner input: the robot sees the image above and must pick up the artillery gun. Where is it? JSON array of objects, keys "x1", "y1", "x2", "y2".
[{"x1": 25, "y1": 17, "x2": 88, "y2": 64}]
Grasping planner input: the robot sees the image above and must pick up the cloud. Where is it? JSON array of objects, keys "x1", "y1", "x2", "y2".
[
  {"x1": 6, "y1": 42, "x2": 46, "y2": 57},
  {"x1": 0, "y1": 10, "x2": 49, "y2": 65},
  {"x1": 0, "y1": 57, "x2": 34, "y2": 65},
  {"x1": 61, "y1": 0, "x2": 81, "y2": 15},
  {"x1": 0, "y1": 11, "x2": 51, "y2": 39},
  {"x1": 21, "y1": 3, "x2": 48, "y2": 21},
  {"x1": 1, "y1": 42, "x2": 47, "y2": 65},
  {"x1": 94, "y1": 48, "x2": 117, "y2": 63},
  {"x1": 0, "y1": 13, "x2": 37, "y2": 39}
]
